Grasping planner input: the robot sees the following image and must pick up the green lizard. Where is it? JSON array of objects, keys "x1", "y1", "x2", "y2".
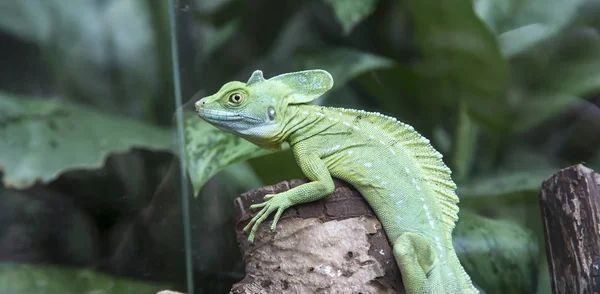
[{"x1": 195, "y1": 69, "x2": 478, "y2": 294}]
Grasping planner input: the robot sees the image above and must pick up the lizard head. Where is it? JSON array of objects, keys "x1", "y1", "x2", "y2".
[{"x1": 195, "y1": 69, "x2": 333, "y2": 150}]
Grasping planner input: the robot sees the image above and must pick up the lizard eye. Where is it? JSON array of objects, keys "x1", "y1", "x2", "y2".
[{"x1": 228, "y1": 93, "x2": 244, "y2": 105}]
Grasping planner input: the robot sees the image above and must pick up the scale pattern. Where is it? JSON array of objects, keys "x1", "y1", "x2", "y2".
[
  {"x1": 287, "y1": 105, "x2": 476, "y2": 293},
  {"x1": 323, "y1": 106, "x2": 458, "y2": 234}
]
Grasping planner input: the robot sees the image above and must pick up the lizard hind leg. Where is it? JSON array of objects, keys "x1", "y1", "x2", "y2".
[{"x1": 392, "y1": 232, "x2": 439, "y2": 294}]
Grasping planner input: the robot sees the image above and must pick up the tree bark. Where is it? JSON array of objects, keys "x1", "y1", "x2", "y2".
[
  {"x1": 539, "y1": 164, "x2": 600, "y2": 294},
  {"x1": 231, "y1": 179, "x2": 405, "y2": 294}
]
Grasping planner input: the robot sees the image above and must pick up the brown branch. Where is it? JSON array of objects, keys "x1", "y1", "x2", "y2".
[
  {"x1": 539, "y1": 164, "x2": 600, "y2": 294},
  {"x1": 230, "y1": 179, "x2": 404, "y2": 294}
]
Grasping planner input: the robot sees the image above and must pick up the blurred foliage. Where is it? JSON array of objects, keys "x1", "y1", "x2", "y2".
[
  {"x1": 0, "y1": 92, "x2": 172, "y2": 189},
  {"x1": 324, "y1": 0, "x2": 378, "y2": 34},
  {"x1": 0, "y1": 262, "x2": 170, "y2": 293},
  {"x1": 0, "y1": 0, "x2": 599, "y2": 293},
  {"x1": 0, "y1": 0, "x2": 171, "y2": 121},
  {"x1": 454, "y1": 210, "x2": 539, "y2": 294},
  {"x1": 184, "y1": 111, "x2": 270, "y2": 195}
]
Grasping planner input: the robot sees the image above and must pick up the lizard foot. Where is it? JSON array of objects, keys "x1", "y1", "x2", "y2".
[{"x1": 243, "y1": 193, "x2": 293, "y2": 242}]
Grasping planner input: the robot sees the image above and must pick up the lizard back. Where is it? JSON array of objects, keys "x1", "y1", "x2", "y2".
[
  {"x1": 287, "y1": 104, "x2": 459, "y2": 241},
  {"x1": 286, "y1": 104, "x2": 477, "y2": 292}
]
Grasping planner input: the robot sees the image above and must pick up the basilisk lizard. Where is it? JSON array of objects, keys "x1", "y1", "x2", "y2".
[{"x1": 195, "y1": 69, "x2": 478, "y2": 293}]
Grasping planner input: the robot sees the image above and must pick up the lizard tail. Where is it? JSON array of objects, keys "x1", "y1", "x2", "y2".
[{"x1": 449, "y1": 250, "x2": 479, "y2": 293}]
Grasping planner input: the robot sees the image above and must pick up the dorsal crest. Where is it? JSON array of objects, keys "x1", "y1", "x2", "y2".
[{"x1": 327, "y1": 107, "x2": 460, "y2": 235}]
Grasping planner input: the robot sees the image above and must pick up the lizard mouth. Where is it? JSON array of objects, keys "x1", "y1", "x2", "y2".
[
  {"x1": 197, "y1": 109, "x2": 262, "y2": 123},
  {"x1": 197, "y1": 109, "x2": 245, "y2": 122}
]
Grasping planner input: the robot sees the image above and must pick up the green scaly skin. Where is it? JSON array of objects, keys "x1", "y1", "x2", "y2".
[{"x1": 195, "y1": 69, "x2": 478, "y2": 294}]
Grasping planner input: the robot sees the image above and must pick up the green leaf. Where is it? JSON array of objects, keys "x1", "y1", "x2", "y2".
[
  {"x1": 452, "y1": 99, "x2": 478, "y2": 182},
  {"x1": 500, "y1": 144, "x2": 561, "y2": 171},
  {"x1": 536, "y1": 258, "x2": 552, "y2": 294},
  {"x1": 458, "y1": 168, "x2": 556, "y2": 199},
  {"x1": 184, "y1": 111, "x2": 274, "y2": 196},
  {"x1": 511, "y1": 25, "x2": 600, "y2": 131},
  {"x1": 471, "y1": 0, "x2": 515, "y2": 34},
  {"x1": 101, "y1": 0, "x2": 160, "y2": 118},
  {"x1": 0, "y1": 0, "x2": 161, "y2": 120},
  {"x1": 432, "y1": 126, "x2": 453, "y2": 154},
  {"x1": 268, "y1": 8, "x2": 322, "y2": 60},
  {"x1": 512, "y1": 92, "x2": 584, "y2": 133},
  {"x1": 473, "y1": 0, "x2": 583, "y2": 34},
  {"x1": 454, "y1": 210, "x2": 539, "y2": 293},
  {"x1": 0, "y1": 92, "x2": 172, "y2": 189},
  {"x1": 497, "y1": 23, "x2": 555, "y2": 58},
  {"x1": 194, "y1": 0, "x2": 237, "y2": 14},
  {"x1": 0, "y1": 0, "x2": 51, "y2": 43},
  {"x1": 473, "y1": 0, "x2": 586, "y2": 57},
  {"x1": 324, "y1": 0, "x2": 377, "y2": 34},
  {"x1": 248, "y1": 149, "x2": 304, "y2": 185},
  {"x1": 0, "y1": 262, "x2": 169, "y2": 293},
  {"x1": 220, "y1": 162, "x2": 264, "y2": 192},
  {"x1": 356, "y1": 66, "x2": 439, "y2": 133},
  {"x1": 202, "y1": 19, "x2": 241, "y2": 55},
  {"x1": 404, "y1": 0, "x2": 510, "y2": 129},
  {"x1": 540, "y1": 28, "x2": 600, "y2": 95}
]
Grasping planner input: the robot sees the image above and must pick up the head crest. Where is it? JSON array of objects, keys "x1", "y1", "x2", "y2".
[
  {"x1": 247, "y1": 70, "x2": 265, "y2": 85},
  {"x1": 269, "y1": 69, "x2": 334, "y2": 104}
]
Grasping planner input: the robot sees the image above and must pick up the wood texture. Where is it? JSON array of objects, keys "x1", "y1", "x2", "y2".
[
  {"x1": 539, "y1": 164, "x2": 600, "y2": 294},
  {"x1": 231, "y1": 179, "x2": 405, "y2": 294}
]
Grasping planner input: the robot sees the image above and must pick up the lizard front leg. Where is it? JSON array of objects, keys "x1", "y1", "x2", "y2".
[{"x1": 244, "y1": 144, "x2": 334, "y2": 242}]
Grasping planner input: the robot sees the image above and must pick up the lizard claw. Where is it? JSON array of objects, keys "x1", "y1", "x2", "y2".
[{"x1": 243, "y1": 193, "x2": 292, "y2": 242}]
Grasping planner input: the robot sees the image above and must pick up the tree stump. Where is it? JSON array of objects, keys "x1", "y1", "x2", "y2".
[
  {"x1": 230, "y1": 179, "x2": 405, "y2": 294},
  {"x1": 539, "y1": 164, "x2": 600, "y2": 293}
]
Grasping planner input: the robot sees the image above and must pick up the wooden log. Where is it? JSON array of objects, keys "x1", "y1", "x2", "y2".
[
  {"x1": 230, "y1": 179, "x2": 405, "y2": 294},
  {"x1": 539, "y1": 164, "x2": 600, "y2": 293}
]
